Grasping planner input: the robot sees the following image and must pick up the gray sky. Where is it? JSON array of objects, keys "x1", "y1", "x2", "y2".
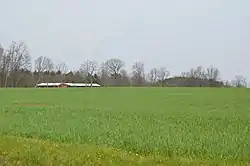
[{"x1": 0, "y1": 0, "x2": 250, "y2": 82}]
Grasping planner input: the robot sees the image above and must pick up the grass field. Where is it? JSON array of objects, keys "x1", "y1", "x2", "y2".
[{"x1": 0, "y1": 87, "x2": 250, "y2": 165}]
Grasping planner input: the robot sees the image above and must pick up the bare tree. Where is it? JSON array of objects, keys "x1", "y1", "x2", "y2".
[
  {"x1": 0, "y1": 45, "x2": 5, "y2": 86},
  {"x1": 194, "y1": 66, "x2": 206, "y2": 79},
  {"x1": 35, "y1": 56, "x2": 54, "y2": 85},
  {"x1": 98, "y1": 62, "x2": 109, "y2": 86},
  {"x1": 157, "y1": 67, "x2": 170, "y2": 87},
  {"x1": 0, "y1": 51, "x2": 11, "y2": 87},
  {"x1": 120, "y1": 69, "x2": 130, "y2": 86},
  {"x1": 104, "y1": 58, "x2": 125, "y2": 78},
  {"x1": 0, "y1": 45, "x2": 3, "y2": 59},
  {"x1": 182, "y1": 66, "x2": 205, "y2": 79},
  {"x1": 131, "y1": 61, "x2": 145, "y2": 85},
  {"x1": 148, "y1": 68, "x2": 158, "y2": 84},
  {"x1": 56, "y1": 62, "x2": 68, "y2": 74},
  {"x1": 205, "y1": 66, "x2": 220, "y2": 81},
  {"x1": 181, "y1": 71, "x2": 189, "y2": 78},
  {"x1": 181, "y1": 68, "x2": 195, "y2": 78},
  {"x1": 188, "y1": 68, "x2": 196, "y2": 78},
  {"x1": 56, "y1": 62, "x2": 68, "y2": 82},
  {"x1": 79, "y1": 60, "x2": 98, "y2": 85},
  {"x1": 120, "y1": 69, "x2": 128, "y2": 78},
  {"x1": 231, "y1": 75, "x2": 247, "y2": 88},
  {"x1": 4, "y1": 41, "x2": 31, "y2": 87}
]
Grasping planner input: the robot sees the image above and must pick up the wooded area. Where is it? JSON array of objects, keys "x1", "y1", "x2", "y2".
[{"x1": 0, "y1": 41, "x2": 247, "y2": 88}]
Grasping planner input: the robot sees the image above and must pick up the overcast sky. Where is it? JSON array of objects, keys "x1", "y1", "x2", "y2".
[{"x1": 0, "y1": 0, "x2": 249, "y2": 82}]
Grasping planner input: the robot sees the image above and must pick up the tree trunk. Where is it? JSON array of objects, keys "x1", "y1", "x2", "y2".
[
  {"x1": 4, "y1": 73, "x2": 9, "y2": 87},
  {"x1": 90, "y1": 75, "x2": 93, "y2": 87}
]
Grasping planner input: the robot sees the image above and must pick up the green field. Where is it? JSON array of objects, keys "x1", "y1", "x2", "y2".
[{"x1": 0, "y1": 87, "x2": 250, "y2": 165}]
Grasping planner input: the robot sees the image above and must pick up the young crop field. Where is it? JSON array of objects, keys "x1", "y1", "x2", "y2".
[{"x1": 0, "y1": 87, "x2": 250, "y2": 165}]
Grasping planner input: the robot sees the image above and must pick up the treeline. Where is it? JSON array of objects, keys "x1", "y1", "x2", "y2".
[{"x1": 0, "y1": 41, "x2": 248, "y2": 88}]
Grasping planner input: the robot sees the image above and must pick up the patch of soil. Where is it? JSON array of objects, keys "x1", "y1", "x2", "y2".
[{"x1": 13, "y1": 103, "x2": 50, "y2": 107}]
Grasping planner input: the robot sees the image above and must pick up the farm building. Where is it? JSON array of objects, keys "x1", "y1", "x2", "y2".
[{"x1": 36, "y1": 83, "x2": 101, "y2": 88}]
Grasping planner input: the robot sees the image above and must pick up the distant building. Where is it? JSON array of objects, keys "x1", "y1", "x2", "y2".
[{"x1": 36, "y1": 83, "x2": 101, "y2": 88}]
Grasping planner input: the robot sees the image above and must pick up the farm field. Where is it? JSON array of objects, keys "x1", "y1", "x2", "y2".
[{"x1": 0, "y1": 87, "x2": 250, "y2": 165}]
